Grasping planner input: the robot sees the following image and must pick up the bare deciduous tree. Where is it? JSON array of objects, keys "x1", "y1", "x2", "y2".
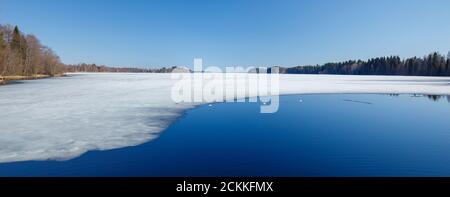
[
  {"x1": 24, "y1": 35, "x2": 42, "y2": 76},
  {"x1": 0, "y1": 23, "x2": 64, "y2": 77}
]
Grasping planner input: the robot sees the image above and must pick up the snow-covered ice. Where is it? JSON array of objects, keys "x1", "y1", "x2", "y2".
[{"x1": 0, "y1": 73, "x2": 449, "y2": 163}]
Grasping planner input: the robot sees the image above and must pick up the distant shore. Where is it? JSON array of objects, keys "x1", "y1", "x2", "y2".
[{"x1": 0, "y1": 74, "x2": 65, "y2": 85}]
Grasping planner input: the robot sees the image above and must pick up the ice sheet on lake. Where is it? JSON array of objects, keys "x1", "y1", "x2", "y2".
[{"x1": 0, "y1": 73, "x2": 449, "y2": 163}]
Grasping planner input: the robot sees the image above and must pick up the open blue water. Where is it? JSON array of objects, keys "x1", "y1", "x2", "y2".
[{"x1": 0, "y1": 94, "x2": 449, "y2": 176}]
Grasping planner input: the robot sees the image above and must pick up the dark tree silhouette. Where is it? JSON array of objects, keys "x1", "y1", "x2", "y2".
[{"x1": 280, "y1": 52, "x2": 450, "y2": 76}]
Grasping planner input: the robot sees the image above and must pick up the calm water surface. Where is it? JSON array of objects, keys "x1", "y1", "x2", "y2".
[{"x1": 0, "y1": 94, "x2": 450, "y2": 176}]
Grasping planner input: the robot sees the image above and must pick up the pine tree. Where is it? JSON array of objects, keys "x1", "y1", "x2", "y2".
[
  {"x1": 11, "y1": 26, "x2": 21, "y2": 51},
  {"x1": 9, "y1": 25, "x2": 29, "y2": 75},
  {"x1": 447, "y1": 51, "x2": 450, "y2": 75}
]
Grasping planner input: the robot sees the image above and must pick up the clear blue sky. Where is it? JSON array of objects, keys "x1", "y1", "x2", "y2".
[{"x1": 1, "y1": 0, "x2": 449, "y2": 68}]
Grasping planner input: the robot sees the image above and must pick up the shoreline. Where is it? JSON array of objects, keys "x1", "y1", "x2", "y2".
[{"x1": 0, "y1": 74, "x2": 66, "y2": 85}]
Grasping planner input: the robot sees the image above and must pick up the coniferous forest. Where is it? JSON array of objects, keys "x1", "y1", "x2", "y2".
[{"x1": 278, "y1": 53, "x2": 450, "y2": 76}]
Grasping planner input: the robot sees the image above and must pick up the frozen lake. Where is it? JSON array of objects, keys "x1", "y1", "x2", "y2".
[{"x1": 0, "y1": 73, "x2": 449, "y2": 165}]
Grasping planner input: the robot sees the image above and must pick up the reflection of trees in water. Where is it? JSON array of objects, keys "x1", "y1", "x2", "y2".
[
  {"x1": 387, "y1": 93, "x2": 400, "y2": 97},
  {"x1": 385, "y1": 94, "x2": 450, "y2": 103},
  {"x1": 427, "y1": 95, "x2": 441, "y2": 101},
  {"x1": 423, "y1": 95, "x2": 450, "y2": 102}
]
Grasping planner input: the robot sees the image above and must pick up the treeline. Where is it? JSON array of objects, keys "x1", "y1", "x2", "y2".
[
  {"x1": 0, "y1": 24, "x2": 64, "y2": 76},
  {"x1": 65, "y1": 63, "x2": 191, "y2": 73},
  {"x1": 280, "y1": 52, "x2": 450, "y2": 76}
]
